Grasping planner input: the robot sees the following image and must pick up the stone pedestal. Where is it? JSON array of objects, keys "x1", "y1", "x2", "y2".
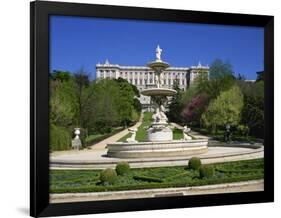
[{"x1": 147, "y1": 126, "x2": 173, "y2": 141}]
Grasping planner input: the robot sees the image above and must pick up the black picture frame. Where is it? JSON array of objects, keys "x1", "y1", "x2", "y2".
[{"x1": 30, "y1": 1, "x2": 274, "y2": 217}]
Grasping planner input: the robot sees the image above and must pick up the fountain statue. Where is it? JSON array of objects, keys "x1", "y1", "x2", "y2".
[
  {"x1": 106, "y1": 46, "x2": 208, "y2": 158},
  {"x1": 142, "y1": 45, "x2": 176, "y2": 141},
  {"x1": 126, "y1": 128, "x2": 138, "y2": 143},
  {"x1": 183, "y1": 126, "x2": 192, "y2": 140}
]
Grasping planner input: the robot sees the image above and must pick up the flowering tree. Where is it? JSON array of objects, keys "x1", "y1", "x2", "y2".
[{"x1": 181, "y1": 93, "x2": 210, "y2": 125}]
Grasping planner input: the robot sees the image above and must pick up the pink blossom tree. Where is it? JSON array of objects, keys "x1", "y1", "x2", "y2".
[{"x1": 181, "y1": 93, "x2": 210, "y2": 125}]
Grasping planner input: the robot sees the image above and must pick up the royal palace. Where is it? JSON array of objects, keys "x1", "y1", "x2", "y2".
[{"x1": 96, "y1": 58, "x2": 209, "y2": 109}]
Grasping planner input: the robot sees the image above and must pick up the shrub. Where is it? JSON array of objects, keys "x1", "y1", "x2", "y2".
[
  {"x1": 188, "y1": 157, "x2": 202, "y2": 170},
  {"x1": 116, "y1": 162, "x2": 130, "y2": 175},
  {"x1": 237, "y1": 125, "x2": 250, "y2": 137},
  {"x1": 50, "y1": 124, "x2": 72, "y2": 151},
  {"x1": 99, "y1": 168, "x2": 117, "y2": 185},
  {"x1": 199, "y1": 165, "x2": 214, "y2": 179}
]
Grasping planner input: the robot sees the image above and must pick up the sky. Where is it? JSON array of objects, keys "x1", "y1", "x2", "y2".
[{"x1": 50, "y1": 15, "x2": 264, "y2": 80}]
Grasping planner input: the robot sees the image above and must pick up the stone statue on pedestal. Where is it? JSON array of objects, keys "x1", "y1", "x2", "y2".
[
  {"x1": 183, "y1": 126, "x2": 192, "y2": 140},
  {"x1": 126, "y1": 128, "x2": 138, "y2": 142},
  {"x1": 72, "y1": 128, "x2": 82, "y2": 150}
]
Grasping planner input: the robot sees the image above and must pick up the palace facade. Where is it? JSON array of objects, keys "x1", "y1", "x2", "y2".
[{"x1": 96, "y1": 59, "x2": 209, "y2": 109}]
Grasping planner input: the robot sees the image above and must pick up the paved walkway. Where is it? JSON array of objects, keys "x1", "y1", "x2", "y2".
[
  {"x1": 170, "y1": 122, "x2": 210, "y2": 139},
  {"x1": 50, "y1": 146, "x2": 264, "y2": 169},
  {"x1": 90, "y1": 113, "x2": 143, "y2": 150},
  {"x1": 51, "y1": 113, "x2": 144, "y2": 156},
  {"x1": 50, "y1": 179, "x2": 264, "y2": 203}
]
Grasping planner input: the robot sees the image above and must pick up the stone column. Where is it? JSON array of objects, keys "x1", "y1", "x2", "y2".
[
  {"x1": 115, "y1": 69, "x2": 119, "y2": 79},
  {"x1": 96, "y1": 70, "x2": 100, "y2": 79},
  {"x1": 132, "y1": 72, "x2": 135, "y2": 85}
]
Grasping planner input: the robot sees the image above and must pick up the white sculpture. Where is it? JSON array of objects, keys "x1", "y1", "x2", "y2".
[
  {"x1": 156, "y1": 45, "x2": 162, "y2": 61},
  {"x1": 152, "y1": 108, "x2": 161, "y2": 123},
  {"x1": 159, "y1": 105, "x2": 168, "y2": 122},
  {"x1": 72, "y1": 128, "x2": 82, "y2": 150},
  {"x1": 151, "y1": 105, "x2": 168, "y2": 126},
  {"x1": 74, "y1": 128, "x2": 80, "y2": 139},
  {"x1": 183, "y1": 126, "x2": 192, "y2": 140},
  {"x1": 126, "y1": 128, "x2": 138, "y2": 142}
]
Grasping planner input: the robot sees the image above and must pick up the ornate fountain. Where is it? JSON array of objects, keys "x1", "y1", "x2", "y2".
[
  {"x1": 142, "y1": 45, "x2": 176, "y2": 141},
  {"x1": 106, "y1": 46, "x2": 208, "y2": 158}
]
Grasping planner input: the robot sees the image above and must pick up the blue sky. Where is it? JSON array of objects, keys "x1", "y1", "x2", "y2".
[{"x1": 50, "y1": 15, "x2": 264, "y2": 80}]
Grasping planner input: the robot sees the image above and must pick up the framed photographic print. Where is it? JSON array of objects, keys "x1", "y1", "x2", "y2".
[{"x1": 30, "y1": 1, "x2": 274, "y2": 217}]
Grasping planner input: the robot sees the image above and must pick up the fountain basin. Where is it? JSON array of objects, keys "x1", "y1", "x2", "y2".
[
  {"x1": 141, "y1": 88, "x2": 177, "y2": 96},
  {"x1": 107, "y1": 139, "x2": 208, "y2": 158},
  {"x1": 147, "y1": 60, "x2": 170, "y2": 70}
]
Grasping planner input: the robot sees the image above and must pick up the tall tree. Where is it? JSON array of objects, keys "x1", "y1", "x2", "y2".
[
  {"x1": 201, "y1": 85, "x2": 243, "y2": 133},
  {"x1": 196, "y1": 59, "x2": 235, "y2": 98},
  {"x1": 115, "y1": 78, "x2": 139, "y2": 127},
  {"x1": 238, "y1": 80, "x2": 264, "y2": 138},
  {"x1": 74, "y1": 68, "x2": 91, "y2": 126},
  {"x1": 49, "y1": 76, "x2": 79, "y2": 127}
]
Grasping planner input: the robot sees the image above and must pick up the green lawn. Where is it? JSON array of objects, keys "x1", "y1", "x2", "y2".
[
  {"x1": 50, "y1": 158, "x2": 264, "y2": 193},
  {"x1": 173, "y1": 128, "x2": 183, "y2": 140},
  {"x1": 117, "y1": 112, "x2": 153, "y2": 142},
  {"x1": 135, "y1": 112, "x2": 153, "y2": 141}
]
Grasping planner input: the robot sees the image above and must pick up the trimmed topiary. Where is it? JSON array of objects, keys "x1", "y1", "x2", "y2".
[
  {"x1": 100, "y1": 168, "x2": 117, "y2": 185},
  {"x1": 116, "y1": 162, "x2": 130, "y2": 175},
  {"x1": 188, "y1": 157, "x2": 202, "y2": 170},
  {"x1": 199, "y1": 165, "x2": 214, "y2": 179}
]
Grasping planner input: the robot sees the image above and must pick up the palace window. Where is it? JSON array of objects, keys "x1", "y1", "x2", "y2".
[{"x1": 135, "y1": 79, "x2": 138, "y2": 85}]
